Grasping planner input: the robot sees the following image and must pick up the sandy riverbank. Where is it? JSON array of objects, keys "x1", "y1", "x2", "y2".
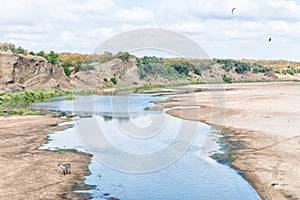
[
  {"x1": 159, "y1": 82, "x2": 300, "y2": 200},
  {"x1": 0, "y1": 115, "x2": 92, "y2": 200}
]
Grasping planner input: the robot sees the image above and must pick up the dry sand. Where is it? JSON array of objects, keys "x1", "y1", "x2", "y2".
[
  {"x1": 0, "y1": 115, "x2": 92, "y2": 200},
  {"x1": 159, "y1": 82, "x2": 300, "y2": 200}
]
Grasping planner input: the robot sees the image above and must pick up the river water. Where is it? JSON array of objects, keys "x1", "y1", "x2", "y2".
[{"x1": 33, "y1": 94, "x2": 261, "y2": 200}]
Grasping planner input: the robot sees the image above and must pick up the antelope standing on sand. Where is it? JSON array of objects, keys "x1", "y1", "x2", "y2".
[{"x1": 58, "y1": 163, "x2": 71, "y2": 175}]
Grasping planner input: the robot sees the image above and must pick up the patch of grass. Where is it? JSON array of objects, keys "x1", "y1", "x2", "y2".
[
  {"x1": 53, "y1": 149, "x2": 78, "y2": 153},
  {"x1": 0, "y1": 89, "x2": 74, "y2": 116},
  {"x1": 136, "y1": 83, "x2": 165, "y2": 91}
]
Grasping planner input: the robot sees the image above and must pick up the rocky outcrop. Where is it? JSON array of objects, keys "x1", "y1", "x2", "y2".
[
  {"x1": 71, "y1": 58, "x2": 140, "y2": 89},
  {"x1": 0, "y1": 51, "x2": 71, "y2": 92}
]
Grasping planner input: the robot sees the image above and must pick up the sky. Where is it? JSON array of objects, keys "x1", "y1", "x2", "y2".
[{"x1": 1, "y1": 0, "x2": 300, "y2": 60}]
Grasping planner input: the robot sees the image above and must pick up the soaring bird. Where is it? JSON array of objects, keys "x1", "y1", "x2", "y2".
[
  {"x1": 231, "y1": 8, "x2": 236, "y2": 15},
  {"x1": 269, "y1": 37, "x2": 272, "y2": 42}
]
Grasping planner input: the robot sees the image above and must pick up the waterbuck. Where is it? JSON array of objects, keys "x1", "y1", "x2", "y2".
[{"x1": 58, "y1": 163, "x2": 71, "y2": 175}]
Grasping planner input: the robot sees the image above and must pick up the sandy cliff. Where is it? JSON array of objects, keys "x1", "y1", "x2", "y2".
[{"x1": 0, "y1": 51, "x2": 71, "y2": 92}]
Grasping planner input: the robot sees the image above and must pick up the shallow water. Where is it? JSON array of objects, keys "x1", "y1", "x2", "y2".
[{"x1": 36, "y1": 94, "x2": 261, "y2": 200}]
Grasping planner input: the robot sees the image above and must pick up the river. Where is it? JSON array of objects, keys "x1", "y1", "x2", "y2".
[{"x1": 33, "y1": 93, "x2": 261, "y2": 200}]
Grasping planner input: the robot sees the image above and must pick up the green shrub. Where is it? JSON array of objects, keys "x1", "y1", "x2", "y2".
[
  {"x1": 14, "y1": 46, "x2": 26, "y2": 55},
  {"x1": 0, "y1": 90, "x2": 73, "y2": 115},
  {"x1": 235, "y1": 62, "x2": 251, "y2": 74},
  {"x1": 47, "y1": 51, "x2": 59, "y2": 64},
  {"x1": 117, "y1": 52, "x2": 131, "y2": 62},
  {"x1": 222, "y1": 74, "x2": 233, "y2": 83},
  {"x1": 193, "y1": 67, "x2": 202, "y2": 76},
  {"x1": 111, "y1": 77, "x2": 118, "y2": 84}
]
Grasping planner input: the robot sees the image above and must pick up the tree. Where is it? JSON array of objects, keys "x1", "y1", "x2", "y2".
[
  {"x1": 171, "y1": 61, "x2": 193, "y2": 75},
  {"x1": 29, "y1": 51, "x2": 35, "y2": 56},
  {"x1": 61, "y1": 60, "x2": 72, "y2": 77},
  {"x1": 235, "y1": 62, "x2": 251, "y2": 74},
  {"x1": 193, "y1": 67, "x2": 202, "y2": 76},
  {"x1": 117, "y1": 52, "x2": 131, "y2": 62},
  {"x1": 47, "y1": 51, "x2": 59, "y2": 64},
  {"x1": 36, "y1": 51, "x2": 46, "y2": 58},
  {"x1": 14, "y1": 46, "x2": 26, "y2": 55}
]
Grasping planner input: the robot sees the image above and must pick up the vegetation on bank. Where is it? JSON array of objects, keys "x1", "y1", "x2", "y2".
[
  {"x1": 137, "y1": 56, "x2": 202, "y2": 80},
  {"x1": 0, "y1": 90, "x2": 74, "y2": 115},
  {"x1": 215, "y1": 58, "x2": 300, "y2": 76},
  {"x1": 216, "y1": 59, "x2": 272, "y2": 74},
  {"x1": 1, "y1": 43, "x2": 299, "y2": 86}
]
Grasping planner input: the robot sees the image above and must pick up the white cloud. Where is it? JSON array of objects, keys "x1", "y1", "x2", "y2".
[
  {"x1": 4, "y1": 33, "x2": 43, "y2": 42},
  {"x1": 86, "y1": 27, "x2": 116, "y2": 40},
  {"x1": 159, "y1": 0, "x2": 300, "y2": 22},
  {"x1": 60, "y1": 31, "x2": 76, "y2": 43},
  {"x1": 117, "y1": 7, "x2": 154, "y2": 22},
  {"x1": 121, "y1": 24, "x2": 157, "y2": 32},
  {"x1": 167, "y1": 22, "x2": 206, "y2": 34},
  {"x1": 1, "y1": 0, "x2": 300, "y2": 60}
]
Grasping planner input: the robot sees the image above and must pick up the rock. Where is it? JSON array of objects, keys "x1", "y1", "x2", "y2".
[
  {"x1": 0, "y1": 51, "x2": 71, "y2": 91},
  {"x1": 58, "y1": 111, "x2": 67, "y2": 117}
]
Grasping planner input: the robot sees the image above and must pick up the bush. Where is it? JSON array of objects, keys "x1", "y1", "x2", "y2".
[
  {"x1": 117, "y1": 52, "x2": 131, "y2": 62},
  {"x1": 110, "y1": 77, "x2": 118, "y2": 84},
  {"x1": 223, "y1": 63, "x2": 233, "y2": 72},
  {"x1": 172, "y1": 61, "x2": 193, "y2": 75},
  {"x1": 36, "y1": 51, "x2": 46, "y2": 58},
  {"x1": 61, "y1": 60, "x2": 72, "y2": 77},
  {"x1": 252, "y1": 66, "x2": 260, "y2": 73},
  {"x1": 222, "y1": 74, "x2": 233, "y2": 83},
  {"x1": 235, "y1": 62, "x2": 251, "y2": 74},
  {"x1": 47, "y1": 51, "x2": 59, "y2": 64},
  {"x1": 0, "y1": 90, "x2": 73, "y2": 115},
  {"x1": 63, "y1": 66, "x2": 71, "y2": 77},
  {"x1": 77, "y1": 64, "x2": 95, "y2": 71},
  {"x1": 14, "y1": 46, "x2": 26, "y2": 55},
  {"x1": 193, "y1": 67, "x2": 202, "y2": 76}
]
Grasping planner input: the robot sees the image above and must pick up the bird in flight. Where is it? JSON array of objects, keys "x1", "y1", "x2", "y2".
[
  {"x1": 269, "y1": 37, "x2": 272, "y2": 42},
  {"x1": 231, "y1": 8, "x2": 236, "y2": 15}
]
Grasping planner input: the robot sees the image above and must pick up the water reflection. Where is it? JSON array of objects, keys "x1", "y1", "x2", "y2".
[{"x1": 36, "y1": 94, "x2": 261, "y2": 200}]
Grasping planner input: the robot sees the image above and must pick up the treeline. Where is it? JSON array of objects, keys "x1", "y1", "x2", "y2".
[
  {"x1": 2, "y1": 43, "x2": 299, "y2": 80},
  {"x1": 216, "y1": 59, "x2": 300, "y2": 76},
  {"x1": 0, "y1": 43, "x2": 27, "y2": 55},
  {"x1": 137, "y1": 56, "x2": 201, "y2": 80},
  {"x1": 238, "y1": 59, "x2": 300, "y2": 68},
  {"x1": 216, "y1": 59, "x2": 272, "y2": 74}
]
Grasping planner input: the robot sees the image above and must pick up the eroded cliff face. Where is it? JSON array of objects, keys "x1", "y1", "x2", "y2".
[
  {"x1": 70, "y1": 58, "x2": 140, "y2": 89},
  {"x1": 0, "y1": 51, "x2": 71, "y2": 92}
]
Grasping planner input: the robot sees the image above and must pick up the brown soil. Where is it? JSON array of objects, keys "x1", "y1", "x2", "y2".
[
  {"x1": 0, "y1": 115, "x2": 92, "y2": 200},
  {"x1": 158, "y1": 82, "x2": 300, "y2": 200}
]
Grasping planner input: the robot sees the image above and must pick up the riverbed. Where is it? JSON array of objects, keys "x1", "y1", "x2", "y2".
[{"x1": 33, "y1": 93, "x2": 261, "y2": 200}]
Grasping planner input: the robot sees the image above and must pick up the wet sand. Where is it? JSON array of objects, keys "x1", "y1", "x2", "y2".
[
  {"x1": 0, "y1": 115, "x2": 92, "y2": 200},
  {"x1": 159, "y1": 82, "x2": 300, "y2": 200}
]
